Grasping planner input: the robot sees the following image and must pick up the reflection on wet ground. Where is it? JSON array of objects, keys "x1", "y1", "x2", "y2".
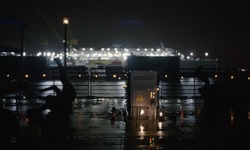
[{"x1": 2, "y1": 98, "x2": 250, "y2": 149}]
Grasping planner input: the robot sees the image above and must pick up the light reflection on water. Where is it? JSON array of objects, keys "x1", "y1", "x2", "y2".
[
  {"x1": 2, "y1": 78, "x2": 250, "y2": 130},
  {"x1": 2, "y1": 97, "x2": 203, "y2": 118},
  {"x1": 3, "y1": 97, "x2": 250, "y2": 124}
]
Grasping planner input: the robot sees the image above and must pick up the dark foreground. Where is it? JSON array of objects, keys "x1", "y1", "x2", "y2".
[{"x1": 2, "y1": 98, "x2": 250, "y2": 150}]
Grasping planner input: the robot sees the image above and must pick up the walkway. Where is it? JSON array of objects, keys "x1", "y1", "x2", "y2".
[{"x1": 4, "y1": 98, "x2": 250, "y2": 150}]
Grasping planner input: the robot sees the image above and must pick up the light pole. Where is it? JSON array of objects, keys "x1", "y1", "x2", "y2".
[{"x1": 63, "y1": 16, "x2": 69, "y2": 71}]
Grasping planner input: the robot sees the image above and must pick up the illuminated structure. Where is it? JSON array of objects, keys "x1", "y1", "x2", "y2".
[
  {"x1": 1, "y1": 46, "x2": 219, "y2": 69},
  {"x1": 128, "y1": 71, "x2": 159, "y2": 119},
  {"x1": 35, "y1": 47, "x2": 178, "y2": 67}
]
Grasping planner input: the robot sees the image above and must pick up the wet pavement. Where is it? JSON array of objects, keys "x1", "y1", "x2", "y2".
[{"x1": 3, "y1": 98, "x2": 250, "y2": 150}]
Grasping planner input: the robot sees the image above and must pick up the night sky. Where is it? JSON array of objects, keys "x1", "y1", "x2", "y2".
[{"x1": 0, "y1": 0, "x2": 249, "y2": 68}]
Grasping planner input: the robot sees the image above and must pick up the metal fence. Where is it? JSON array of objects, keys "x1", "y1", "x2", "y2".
[{"x1": 1, "y1": 66, "x2": 248, "y2": 99}]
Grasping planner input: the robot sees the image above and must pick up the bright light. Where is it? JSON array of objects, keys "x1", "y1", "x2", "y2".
[
  {"x1": 63, "y1": 16, "x2": 69, "y2": 25},
  {"x1": 36, "y1": 52, "x2": 42, "y2": 56},
  {"x1": 122, "y1": 84, "x2": 127, "y2": 88},
  {"x1": 5, "y1": 46, "x2": 215, "y2": 69},
  {"x1": 46, "y1": 52, "x2": 51, "y2": 57},
  {"x1": 140, "y1": 125, "x2": 144, "y2": 131},
  {"x1": 42, "y1": 109, "x2": 51, "y2": 115},
  {"x1": 158, "y1": 122, "x2": 162, "y2": 130},
  {"x1": 240, "y1": 68, "x2": 246, "y2": 72},
  {"x1": 140, "y1": 109, "x2": 144, "y2": 115}
]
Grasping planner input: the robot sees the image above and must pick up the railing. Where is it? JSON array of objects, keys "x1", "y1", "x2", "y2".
[
  {"x1": 159, "y1": 78, "x2": 215, "y2": 99},
  {"x1": 1, "y1": 66, "x2": 249, "y2": 99}
]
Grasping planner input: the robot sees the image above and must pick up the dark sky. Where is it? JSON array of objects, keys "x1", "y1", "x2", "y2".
[{"x1": 0, "y1": 0, "x2": 250, "y2": 68}]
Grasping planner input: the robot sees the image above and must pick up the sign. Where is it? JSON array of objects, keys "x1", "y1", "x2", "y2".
[{"x1": 136, "y1": 93, "x2": 144, "y2": 102}]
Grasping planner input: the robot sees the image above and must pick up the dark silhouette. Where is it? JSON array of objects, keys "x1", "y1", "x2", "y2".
[
  {"x1": 0, "y1": 80, "x2": 28, "y2": 97},
  {"x1": 196, "y1": 66, "x2": 250, "y2": 127},
  {"x1": 195, "y1": 66, "x2": 224, "y2": 127},
  {"x1": 195, "y1": 66, "x2": 210, "y2": 86},
  {"x1": 111, "y1": 107, "x2": 116, "y2": 122},
  {"x1": 36, "y1": 58, "x2": 76, "y2": 149},
  {"x1": 39, "y1": 58, "x2": 76, "y2": 113},
  {"x1": 22, "y1": 58, "x2": 76, "y2": 149},
  {"x1": 0, "y1": 107, "x2": 19, "y2": 150},
  {"x1": 195, "y1": 64, "x2": 250, "y2": 149},
  {"x1": 170, "y1": 111, "x2": 177, "y2": 125}
]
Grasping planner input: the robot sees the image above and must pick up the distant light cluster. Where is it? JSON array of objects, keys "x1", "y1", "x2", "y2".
[
  {"x1": 0, "y1": 47, "x2": 212, "y2": 66},
  {"x1": 34, "y1": 47, "x2": 179, "y2": 66}
]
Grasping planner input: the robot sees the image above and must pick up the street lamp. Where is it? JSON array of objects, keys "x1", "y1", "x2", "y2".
[
  {"x1": 205, "y1": 52, "x2": 208, "y2": 59},
  {"x1": 190, "y1": 52, "x2": 193, "y2": 60},
  {"x1": 63, "y1": 16, "x2": 69, "y2": 71}
]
